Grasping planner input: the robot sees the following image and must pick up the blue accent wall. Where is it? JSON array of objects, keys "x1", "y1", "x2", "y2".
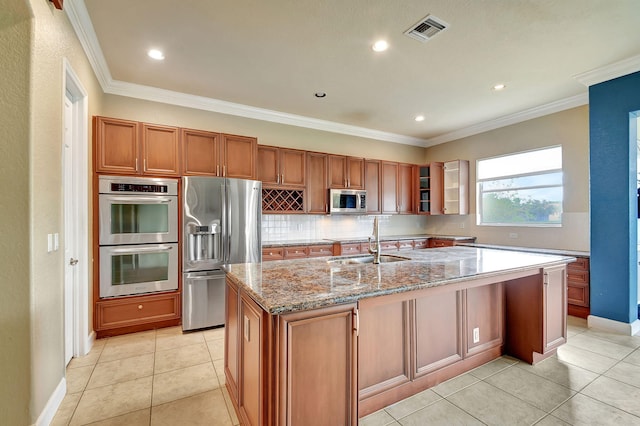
[{"x1": 590, "y1": 71, "x2": 640, "y2": 324}]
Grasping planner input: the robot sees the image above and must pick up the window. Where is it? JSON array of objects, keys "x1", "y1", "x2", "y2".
[{"x1": 477, "y1": 146, "x2": 563, "y2": 226}]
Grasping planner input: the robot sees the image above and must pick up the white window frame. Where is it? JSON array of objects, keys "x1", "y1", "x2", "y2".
[{"x1": 476, "y1": 146, "x2": 563, "y2": 227}]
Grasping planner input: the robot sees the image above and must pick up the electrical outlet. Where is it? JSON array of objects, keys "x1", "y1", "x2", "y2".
[
  {"x1": 473, "y1": 327, "x2": 480, "y2": 343},
  {"x1": 459, "y1": 222, "x2": 465, "y2": 229},
  {"x1": 509, "y1": 232, "x2": 518, "y2": 239}
]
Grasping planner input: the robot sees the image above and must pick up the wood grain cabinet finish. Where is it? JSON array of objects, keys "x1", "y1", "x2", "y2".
[
  {"x1": 413, "y1": 239, "x2": 429, "y2": 249},
  {"x1": 221, "y1": 134, "x2": 257, "y2": 179},
  {"x1": 94, "y1": 116, "x2": 140, "y2": 174},
  {"x1": 95, "y1": 292, "x2": 180, "y2": 334},
  {"x1": 443, "y1": 160, "x2": 469, "y2": 215},
  {"x1": 283, "y1": 246, "x2": 308, "y2": 259},
  {"x1": 465, "y1": 283, "x2": 504, "y2": 357},
  {"x1": 225, "y1": 279, "x2": 240, "y2": 401},
  {"x1": 334, "y1": 242, "x2": 364, "y2": 256},
  {"x1": 417, "y1": 163, "x2": 444, "y2": 215},
  {"x1": 262, "y1": 245, "x2": 335, "y2": 261},
  {"x1": 238, "y1": 292, "x2": 264, "y2": 426},
  {"x1": 328, "y1": 155, "x2": 364, "y2": 189},
  {"x1": 429, "y1": 238, "x2": 475, "y2": 248},
  {"x1": 307, "y1": 244, "x2": 334, "y2": 257},
  {"x1": 261, "y1": 247, "x2": 285, "y2": 261},
  {"x1": 94, "y1": 117, "x2": 181, "y2": 176},
  {"x1": 381, "y1": 161, "x2": 399, "y2": 214},
  {"x1": 567, "y1": 257, "x2": 590, "y2": 318},
  {"x1": 504, "y1": 266, "x2": 567, "y2": 364},
  {"x1": 365, "y1": 160, "x2": 382, "y2": 214},
  {"x1": 258, "y1": 146, "x2": 306, "y2": 188},
  {"x1": 306, "y1": 152, "x2": 328, "y2": 213},
  {"x1": 279, "y1": 304, "x2": 358, "y2": 426},
  {"x1": 181, "y1": 128, "x2": 221, "y2": 176},
  {"x1": 398, "y1": 163, "x2": 415, "y2": 214}
]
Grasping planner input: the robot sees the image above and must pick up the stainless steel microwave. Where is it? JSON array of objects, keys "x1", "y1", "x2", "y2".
[{"x1": 328, "y1": 189, "x2": 367, "y2": 214}]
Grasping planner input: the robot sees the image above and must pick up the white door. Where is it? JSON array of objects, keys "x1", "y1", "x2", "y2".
[{"x1": 63, "y1": 93, "x2": 77, "y2": 366}]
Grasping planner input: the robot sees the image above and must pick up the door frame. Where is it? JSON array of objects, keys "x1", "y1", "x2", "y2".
[{"x1": 62, "y1": 58, "x2": 91, "y2": 357}]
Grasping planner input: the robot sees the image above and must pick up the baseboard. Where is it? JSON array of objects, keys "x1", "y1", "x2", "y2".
[
  {"x1": 86, "y1": 330, "x2": 96, "y2": 355},
  {"x1": 33, "y1": 377, "x2": 66, "y2": 426},
  {"x1": 588, "y1": 315, "x2": 640, "y2": 336}
]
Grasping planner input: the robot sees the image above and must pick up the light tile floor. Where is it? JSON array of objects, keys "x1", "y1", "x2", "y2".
[{"x1": 52, "y1": 316, "x2": 640, "y2": 425}]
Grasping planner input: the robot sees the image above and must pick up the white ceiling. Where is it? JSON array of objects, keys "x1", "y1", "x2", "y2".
[{"x1": 69, "y1": 0, "x2": 640, "y2": 147}]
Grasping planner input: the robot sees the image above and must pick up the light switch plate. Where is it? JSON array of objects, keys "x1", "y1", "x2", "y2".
[{"x1": 47, "y1": 234, "x2": 53, "y2": 253}]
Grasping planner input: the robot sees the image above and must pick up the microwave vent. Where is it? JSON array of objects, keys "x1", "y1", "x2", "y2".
[{"x1": 404, "y1": 15, "x2": 449, "y2": 43}]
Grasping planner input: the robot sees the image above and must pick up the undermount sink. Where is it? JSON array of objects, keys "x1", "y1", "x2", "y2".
[{"x1": 327, "y1": 254, "x2": 410, "y2": 265}]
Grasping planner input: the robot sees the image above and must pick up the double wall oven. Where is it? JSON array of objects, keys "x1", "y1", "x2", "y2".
[{"x1": 98, "y1": 175, "x2": 179, "y2": 298}]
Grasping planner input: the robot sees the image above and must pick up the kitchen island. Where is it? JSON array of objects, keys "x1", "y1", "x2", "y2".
[{"x1": 223, "y1": 246, "x2": 574, "y2": 425}]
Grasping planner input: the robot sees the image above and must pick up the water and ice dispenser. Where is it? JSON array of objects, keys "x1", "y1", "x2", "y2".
[{"x1": 187, "y1": 222, "x2": 221, "y2": 263}]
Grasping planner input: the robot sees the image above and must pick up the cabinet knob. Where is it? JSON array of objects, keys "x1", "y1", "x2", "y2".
[{"x1": 138, "y1": 305, "x2": 143, "y2": 310}]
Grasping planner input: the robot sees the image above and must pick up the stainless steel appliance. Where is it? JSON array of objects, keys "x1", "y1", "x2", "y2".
[
  {"x1": 328, "y1": 188, "x2": 367, "y2": 214},
  {"x1": 182, "y1": 176, "x2": 261, "y2": 331},
  {"x1": 98, "y1": 175, "x2": 179, "y2": 298}
]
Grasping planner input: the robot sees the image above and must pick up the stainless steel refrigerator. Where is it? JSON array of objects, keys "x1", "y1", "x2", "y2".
[{"x1": 182, "y1": 177, "x2": 262, "y2": 331}]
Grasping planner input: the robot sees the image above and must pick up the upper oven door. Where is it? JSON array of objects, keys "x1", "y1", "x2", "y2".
[{"x1": 99, "y1": 194, "x2": 178, "y2": 245}]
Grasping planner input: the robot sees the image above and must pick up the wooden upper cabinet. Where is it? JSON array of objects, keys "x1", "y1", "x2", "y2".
[
  {"x1": 306, "y1": 152, "x2": 328, "y2": 213},
  {"x1": 141, "y1": 123, "x2": 180, "y2": 176},
  {"x1": 381, "y1": 161, "x2": 399, "y2": 214},
  {"x1": 365, "y1": 160, "x2": 381, "y2": 214},
  {"x1": 94, "y1": 116, "x2": 140, "y2": 174},
  {"x1": 258, "y1": 145, "x2": 306, "y2": 188},
  {"x1": 94, "y1": 116, "x2": 179, "y2": 176},
  {"x1": 398, "y1": 163, "x2": 415, "y2": 214},
  {"x1": 222, "y1": 134, "x2": 257, "y2": 180},
  {"x1": 328, "y1": 155, "x2": 364, "y2": 189},
  {"x1": 182, "y1": 128, "x2": 221, "y2": 176}
]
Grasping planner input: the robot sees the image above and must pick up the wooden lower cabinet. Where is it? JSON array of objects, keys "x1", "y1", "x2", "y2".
[
  {"x1": 225, "y1": 277, "x2": 357, "y2": 425},
  {"x1": 567, "y1": 257, "x2": 590, "y2": 318},
  {"x1": 262, "y1": 244, "x2": 334, "y2": 261},
  {"x1": 95, "y1": 292, "x2": 180, "y2": 337}
]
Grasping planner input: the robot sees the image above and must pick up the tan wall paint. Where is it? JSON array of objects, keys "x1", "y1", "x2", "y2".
[
  {"x1": 101, "y1": 95, "x2": 426, "y2": 163},
  {"x1": 28, "y1": 0, "x2": 104, "y2": 420},
  {"x1": 0, "y1": 1, "x2": 33, "y2": 423},
  {"x1": 423, "y1": 106, "x2": 590, "y2": 251}
]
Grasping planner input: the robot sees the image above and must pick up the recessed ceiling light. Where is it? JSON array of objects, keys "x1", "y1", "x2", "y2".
[
  {"x1": 372, "y1": 40, "x2": 389, "y2": 52},
  {"x1": 415, "y1": 115, "x2": 425, "y2": 122},
  {"x1": 493, "y1": 83, "x2": 506, "y2": 91},
  {"x1": 148, "y1": 49, "x2": 165, "y2": 60},
  {"x1": 314, "y1": 92, "x2": 327, "y2": 98}
]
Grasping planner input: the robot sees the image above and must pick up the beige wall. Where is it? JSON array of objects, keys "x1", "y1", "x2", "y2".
[
  {"x1": 27, "y1": 0, "x2": 104, "y2": 421},
  {"x1": 0, "y1": 1, "x2": 33, "y2": 424},
  {"x1": 423, "y1": 106, "x2": 590, "y2": 251},
  {"x1": 101, "y1": 95, "x2": 426, "y2": 164}
]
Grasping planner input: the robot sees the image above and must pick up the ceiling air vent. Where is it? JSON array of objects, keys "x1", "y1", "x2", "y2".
[{"x1": 404, "y1": 15, "x2": 449, "y2": 43}]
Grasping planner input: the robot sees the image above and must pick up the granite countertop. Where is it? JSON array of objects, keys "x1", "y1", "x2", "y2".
[
  {"x1": 226, "y1": 246, "x2": 575, "y2": 315},
  {"x1": 263, "y1": 234, "x2": 475, "y2": 247},
  {"x1": 460, "y1": 243, "x2": 589, "y2": 258}
]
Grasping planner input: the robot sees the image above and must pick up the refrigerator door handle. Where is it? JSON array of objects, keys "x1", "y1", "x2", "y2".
[{"x1": 224, "y1": 181, "x2": 231, "y2": 264}]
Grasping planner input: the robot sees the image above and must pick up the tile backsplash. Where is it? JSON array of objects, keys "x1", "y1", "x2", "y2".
[{"x1": 262, "y1": 214, "x2": 429, "y2": 242}]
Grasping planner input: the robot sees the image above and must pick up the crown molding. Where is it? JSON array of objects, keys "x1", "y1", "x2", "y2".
[
  {"x1": 423, "y1": 93, "x2": 589, "y2": 147},
  {"x1": 574, "y1": 54, "x2": 640, "y2": 87}
]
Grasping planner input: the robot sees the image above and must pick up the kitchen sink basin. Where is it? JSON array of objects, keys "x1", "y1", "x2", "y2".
[{"x1": 327, "y1": 254, "x2": 410, "y2": 265}]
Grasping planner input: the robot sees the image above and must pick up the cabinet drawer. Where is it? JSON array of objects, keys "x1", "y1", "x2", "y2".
[
  {"x1": 398, "y1": 241, "x2": 414, "y2": 251},
  {"x1": 380, "y1": 241, "x2": 399, "y2": 251},
  {"x1": 567, "y1": 283, "x2": 589, "y2": 307},
  {"x1": 413, "y1": 239, "x2": 429, "y2": 249},
  {"x1": 308, "y1": 245, "x2": 334, "y2": 257},
  {"x1": 340, "y1": 243, "x2": 362, "y2": 255},
  {"x1": 262, "y1": 247, "x2": 284, "y2": 261},
  {"x1": 567, "y1": 270, "x2": 589, "y2": 285},
  {"x1": 97, "y1": 293, "x2": 180, "y2": 330},
  {"x1": 568, "y1": 257, "x2": 589, "y2": 272},
  {"x1": 284, "y1": 246, "x2": 309, "y2": 259},
  {"x1": 429, "y1": 239, "x2": 453, "y2": 248}
]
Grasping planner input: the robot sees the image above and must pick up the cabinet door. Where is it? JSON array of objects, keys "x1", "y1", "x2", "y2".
[
  {"x1": 443, "y1": 160, "x2": 469, "y2": 215},
  {"x1": 543, "y1": 265, "x2": 567, "y2": 352},
  {"x1": 365, "y1": 160, "x2": 381, "y2": 214},
  {"x1": 257, "y1": 145, "x2": 279, "y2": 185},
  {"x1": 182, "y1": 128, "x2": 221, "y2": 176},
  {"x1": 94, "y1": 116, "x2": 140, "y2": 174},
  {"x1": 347, "y1": 157, "x2": 365, "y2": 189},
  {"x1": 225, "y1": 278, "x2": 240, "y2": 400},
  {"x1": 306, "y1": 152, "x2": 328, "y2": 213},
  {"x1": 430, "y1": 162, "x2": 444, "y2": 214},
  {"x1": 398, "y1": 163, "x2": 415, "y2": 214},
  {"x1": 328, "y1": 155, "x2": 348, "y2": 188},
  {"x1": 414, "y1": 291, "x2": 462, "y2": 377},
  {"x1": 280, "y1": 148, "x2": 306, "y2": 187},
  {"x1": 279, "y1": 304, "x2": 357, "y2": 426},
  {"x1": 381, "y1": 161, "x2": 399, "y2": 214},
  {"x1": 141, "y1": 123, "x2": 180, "y2": 176},
  {"x1": 239, "y1": 293, "x2": 263, "y2": 426},
  {"x1": 358, "y1": 298, "x2": 411, "y2": 399},
  {"x1": 222, "y1": 134, "x2": 257, "y2": 179}
]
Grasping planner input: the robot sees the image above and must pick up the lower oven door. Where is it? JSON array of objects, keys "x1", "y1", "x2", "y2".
[{"x1": 99, "y1": 243, "x2": 178, "y2": 298}]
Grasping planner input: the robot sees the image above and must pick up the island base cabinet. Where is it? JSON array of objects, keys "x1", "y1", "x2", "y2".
[{"x1": 278, "y1": 304, "x2": 358, "y2": 426}]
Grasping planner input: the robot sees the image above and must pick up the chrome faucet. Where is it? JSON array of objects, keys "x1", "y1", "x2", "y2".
[{"x1": 368, "y1": 216, "x2": 381, "y2": 264}]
